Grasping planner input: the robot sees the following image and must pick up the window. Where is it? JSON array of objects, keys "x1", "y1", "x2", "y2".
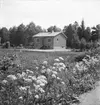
[
  {"x1": 48, "y1": 39, "x2": 51, "y2": 42},
  {"x1": 37, "y1": 38, "x2": 39, "y2": 42},
  {"x1": 57, "y1": 38, "x2": 59, "y2": 41}
]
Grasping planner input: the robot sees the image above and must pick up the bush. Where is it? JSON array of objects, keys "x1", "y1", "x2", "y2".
[{"x1": 0, "y1": 52, "x2": 100, "y2": 105}]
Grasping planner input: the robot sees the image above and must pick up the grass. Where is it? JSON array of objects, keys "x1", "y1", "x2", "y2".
[{"x1": 0, "y1": 48, "x2": 86, "y2": 69}]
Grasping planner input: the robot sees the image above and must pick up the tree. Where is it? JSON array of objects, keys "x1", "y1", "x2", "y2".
[
  {"x1": 91, "y1": 24, "x2": 100, "y2": 42},
  {"x1": 15, "y1": 24, "x2": 26, "y2": 46},
  {"x1": 47, "y1": 26, "x2": 61, "y2": 32},
  {"x1": 80, "y1": 38, "x2": 87, "y2": 50},
  {"x1": 77, "y1": 19, "x2": 85, "y2": 40},
  {"x1": 9, "y1": 26, "x2": 17, "y2": 46},
  {"x1": 64, "y1": 23, "x2": 78, "y2": 47},
  {"x1": 71, "y1": 34, "x2": 81, "y2": 49},
  {"x1": 0, "y1": 27, "x2": 9, "y2": 43},
  {"x1": 84, "y1": 27, "x2": 91, "y2": 42}
]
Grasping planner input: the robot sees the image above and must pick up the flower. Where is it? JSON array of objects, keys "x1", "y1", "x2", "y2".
[
  {"x1": 24, "y1": 78, "x2": 32, "y2": 83},
  {"x1": 19, "y1": 86, "x2": 27, "y2": 91},
  {"x1": 2, "y1": 80, "x2": 8, "y2": 84},
  {"x1": 7, "y1": 75, "x2": 17, "y2": 80},
  {"x1": 54, "y1": 58, "x2": 60, "y2": 62},
  {"x1": 43, "y1": 61, "x2": 48, "y2": 65},
  {"x1": 35, "y1": 95, "x2": 39, "y2": 99},
  {"x1": 29, "y1": 76, "x2": 36, "y2": 81},
  {"x1": 26, "y1": 69, "x2": 34, "y2": 74},
  {"x1": 52, "y1": 74, "x2": 56, "y2": 78},
  {"x1": 59, "y1": 57, "x2": 64, "y2": 61}
]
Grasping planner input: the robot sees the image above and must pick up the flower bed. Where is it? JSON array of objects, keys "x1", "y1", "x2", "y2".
[{"x1": 0, "y1": 52, "x2": 100, "y2": 105}]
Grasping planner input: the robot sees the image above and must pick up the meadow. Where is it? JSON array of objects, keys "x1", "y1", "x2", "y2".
[
  {"x1": 0, "y1": 48, "x2": 99, "y2": 105},
  {"x1": 0, "y1": 49, "x2": 85, "y2": 69}
]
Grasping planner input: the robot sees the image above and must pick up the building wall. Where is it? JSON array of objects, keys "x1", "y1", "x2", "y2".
[
  {"x1": 33, "y1": 37, "x2": 43, "y2": 49},
  {"x1": 53, "y1": 33, "x2": 66, "y2": 49},
  {"x1": 43, "y1": 37, "x2": 53, "y2": 49}
]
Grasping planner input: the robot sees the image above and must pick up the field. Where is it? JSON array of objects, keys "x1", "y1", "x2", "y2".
[
  {"x1": 0, "y1": 49, "x2": 85, "y2": 69},
  {"x1": 0, "y1": 48, "x2": 100, "y2": 105}
]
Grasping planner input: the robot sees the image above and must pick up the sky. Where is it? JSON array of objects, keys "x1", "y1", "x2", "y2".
[{"x1": 0, "y1": 0, "x2": 100, "y2": 29}]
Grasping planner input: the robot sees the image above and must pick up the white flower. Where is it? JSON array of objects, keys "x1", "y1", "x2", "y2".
[
  {"x1": 52, "y1": 74, "x2": 56, "y2": 78},
  {"x1": 26, "y1": 69, "x2": 34, "y2": 74},
  {"x1": 37, "y1": 75, "x2": 47, "y2": 80},
  {"x1": 39, "y1": 87, "x2": 45, "y2": 93},
  {"x1": 47, "y1": 68, "x2": 52, "y2": 73},
  {"x1": 43, "y1": 61, "x2": 48, "y2": 65},
  {"x1": 2, "y1": 80, "x2": 8, "y2": 84},
  {"x1": 29, "y1": 76, "x2": 36, "y2": 81},
  {"x1": 19, "y1": 96, "x2": 23, "y2": 99},
  {"x1": 59, "y1": 63, "x2": 66, "y2": 68},
  {"x1": 19, "y1": 86, "x2": 27, "y2": 91},
  {"x1": 17, "y1": 73, "x2": 22, "y2": 78},
  {"x1": 52, "y1": 71, "x2": 57, "y2": 75},
  {"x1": 22, "y1": 72, "x2": 26, "y2": 77},
  {"x1": 24, "y1": 78, "x2": 32, "y2": 83},
  {"x1": 53, "y1": 63, "x2": 59, "y2": 67},
  {"x1": 54, "y1": 58, "x2": 60, "y2": 62},
  {"x1": 7, "y1": 75, "x2": 17, "y2": 80},
  {"x1": 59, "y1": 57, "x2": 64, "y2": 61},
  {"x1": 57, "y1": 77, "x2": 60, "y2": 80},
  {"x1": 35, "y1": 95, "x2": 39, "y2": 99},
  {"x1": 36, "y1": 67, "x2": 39, "y2": 70},
  {"x1": 61, "y1": 81, "x2": 65, "y2": 85}
]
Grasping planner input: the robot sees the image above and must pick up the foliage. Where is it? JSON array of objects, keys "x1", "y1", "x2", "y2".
[
  {"x1": 0, "y1": 52, "x2": 100, "y2": 105},
  {"x1": 0, "y1": 20, "x2": 100, "y2": 50}
]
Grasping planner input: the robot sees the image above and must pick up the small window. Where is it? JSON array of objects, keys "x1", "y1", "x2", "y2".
[
  {"x1": 48, "y1": 39, "x2": 51, "y2": 42},
  {"x1": 57, "y1": 38, "x2": 59, "y2": 41},
  {"x1": 37, "y1": 38, "x2": 39, "y2": 42}
]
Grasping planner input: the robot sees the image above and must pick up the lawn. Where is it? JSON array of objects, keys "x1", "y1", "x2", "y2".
[{"x1": 0, "y1": 48, "x2": 85, "y2": 69}]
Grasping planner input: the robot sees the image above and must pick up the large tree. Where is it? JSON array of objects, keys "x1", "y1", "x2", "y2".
[
  {"x1": 0, "y1": 27, "x2": 9, "y2": 43},
  {"x1": 47, "y1": 26, "x2": 61, "y2": 32}
]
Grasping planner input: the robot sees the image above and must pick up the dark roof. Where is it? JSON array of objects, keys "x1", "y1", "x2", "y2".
[{"x1": 33, "y1": 32, "x2": 67, "y2": 38}]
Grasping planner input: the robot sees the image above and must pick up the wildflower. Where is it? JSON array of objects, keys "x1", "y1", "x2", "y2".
[
  {"x1": 43, "y1": 61, "x2": 48, "y2": 65},
  {"x1": 7, "y1": 75, "x2": 17, "y2": 80},
  {"x1": 42, "y1": 66, "x2": 45, "y2": 69},
  {"x1": 61, "y1": 81, "x2": 65, "y2": 85},
  {"x1": 19, "y1": 96, "x2": 23, "y2": 100},
  {"x1": 22, "y1": 72, "x2": 26, "y2": 77},
  {"x1": 52, "y1": 74, "x2": 56, "y2": 78},
  {"x1": 59, "y1": 57, "x2": 64, "y2": 61},
  {"x1": 54, "y1": 58, "x2": 60, "y2": 62},
  {"x1": 29, "y1": 76, "x2": 36, "y2": 81},
  {"x1": 24, "y1": 78, "x2": 32, "y2": 83},
  {"x1": 17, "y1": 73, "x2": 22, "y2": 78},
  {"x1": 59, "y1": 63, "x2": 66, "y2": 68},
  {"x1": 37, "y1": 75, "x2": 47, "y2": 80},
  {"x1": 36, "y1": 67, "x2": 39, "y2": 70},
  {"x1": 39, "y1": 87, "x2": 45, "y2": 93},
  {"x1": 26, "y1": 69, "x2": 34, "y2": 74},
  {"x1": 57, "y1": 77, "x2": 60, "y2": 80},
  {"x1": 52, "y1": 71, "x2": 57, "y2": 75},
  {"x1": 19, "y1": 86, "x2": 27, "y2": 91},
  {"x1": 47, "y1": 68, "x2": 52, "y2": 73},
  {"x1": 35, "y1": 95, "x2": 39, "y2": 99},
  {"x1": 2, "y1": 80, "x2": 8, "y2": 84}
]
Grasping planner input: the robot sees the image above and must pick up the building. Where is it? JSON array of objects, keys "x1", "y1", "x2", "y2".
[{"x1": 33, "y1": 32, "x2": 67, "y2": 49}]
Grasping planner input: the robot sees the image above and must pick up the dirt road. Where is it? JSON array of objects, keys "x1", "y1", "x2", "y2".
[{"x1": 78, "y1": 81, "x2": 100, "y2": 105}]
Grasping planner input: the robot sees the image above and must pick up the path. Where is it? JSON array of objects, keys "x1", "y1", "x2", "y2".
[{"x1": 78, "y1": 81, "x2": 100, "y2": 105}]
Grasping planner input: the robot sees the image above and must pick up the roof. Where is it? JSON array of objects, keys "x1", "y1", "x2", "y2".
[{"x1": 33, "y1": 32, "x2": 67, "y2": 38}]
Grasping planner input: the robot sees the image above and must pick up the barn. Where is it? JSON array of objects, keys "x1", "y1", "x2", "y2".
[{"x1": 33, "y1": 32, "x2": 67, "y2": 49}]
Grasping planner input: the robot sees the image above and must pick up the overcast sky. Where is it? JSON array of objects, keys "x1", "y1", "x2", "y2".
[{"x1": 0, "y1": 0, "x2": 100, "y2": 29}]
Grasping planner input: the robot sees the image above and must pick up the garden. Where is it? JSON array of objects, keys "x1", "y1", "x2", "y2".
[{"x1": 0, "y1": 49, "x2": 100, "y2": 105}]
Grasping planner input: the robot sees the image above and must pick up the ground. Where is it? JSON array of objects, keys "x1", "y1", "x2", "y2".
[
  {"x1": 0, "y1": 48, "x2": 85, "y2": 69},
  {"x1": 77, "y1": 81, "x2": 100, "y2": 105}
]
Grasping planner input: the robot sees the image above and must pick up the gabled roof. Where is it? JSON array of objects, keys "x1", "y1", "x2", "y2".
[{"x1": 33, "y1": 32, "x2": 67, "y2": 39}]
